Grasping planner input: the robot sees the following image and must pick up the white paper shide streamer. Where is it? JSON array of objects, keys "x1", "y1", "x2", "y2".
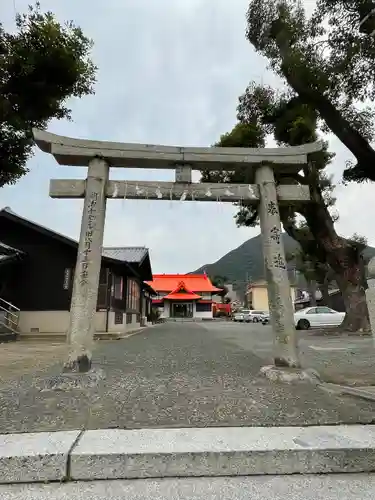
[
  {"x1": 112, "y1": 183, "x2": 119, "y2": 198},
  {"x1": 248, "y1": 184, "x2": 255, "y2": 198}
]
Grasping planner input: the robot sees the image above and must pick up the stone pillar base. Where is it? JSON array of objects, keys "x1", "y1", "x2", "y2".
[
  {"x1": 260, "y1": 365, "x2": 321, "y2": 384},
  {"x1": 140, "y1": 316, "x2": 147, "y2": 327},
  {"x1": 39, "y1": 368, "x2": 106, "y2": 392}
]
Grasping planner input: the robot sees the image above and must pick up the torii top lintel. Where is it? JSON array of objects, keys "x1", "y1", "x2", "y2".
[{"x1": 32, "y1": 128, "x2": 323, "y2": 174}]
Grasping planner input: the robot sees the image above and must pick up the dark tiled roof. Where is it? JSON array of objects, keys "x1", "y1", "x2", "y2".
[
  {"x1": 1, "y1": 207, "x2": 78, "y2": 244},
  {"x1": 102, "y1": 246, "x2": 148, "y2": 264},
  {"x1": 0, "y1": 207, "x2": 149, "y2": 267}
]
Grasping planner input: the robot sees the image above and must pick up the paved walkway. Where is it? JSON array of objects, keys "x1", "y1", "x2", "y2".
[
  {"x1": 2, "y1": 475, "x2": 375, "y2": 500},
  {"x1": 1, "y1": 322, "x2": 375, "y2": 433}
]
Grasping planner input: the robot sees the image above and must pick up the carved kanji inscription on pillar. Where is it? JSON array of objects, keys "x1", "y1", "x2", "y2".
[{"x1": 270, "y1": 226, "x2": 281, "y2": 244}]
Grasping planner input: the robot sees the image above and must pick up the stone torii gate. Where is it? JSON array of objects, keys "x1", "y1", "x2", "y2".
[{"x1": 33, "y1": 129, "x2": 322, "y2": 373}]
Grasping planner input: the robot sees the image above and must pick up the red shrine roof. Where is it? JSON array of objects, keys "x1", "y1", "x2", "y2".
[{"x1": 146, "y1": 273, "x2": 222, "y2": 294}]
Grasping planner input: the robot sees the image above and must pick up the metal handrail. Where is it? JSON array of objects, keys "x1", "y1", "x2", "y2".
[
  {"x1": 0, "y1": 297, "x2": 20, "y2": 312},
  {"x1": 0, "y1": 304, "x2": 18, "y2": 322},
  {"x1": 0, "y1": 303, "x2": 18, "y2": 317},
  {"x1": 0, "y1": 298, "x2": 20, "y2": 333},
  {"x1": 0, "y1": 313, "x2": 19, "y2": 333}
]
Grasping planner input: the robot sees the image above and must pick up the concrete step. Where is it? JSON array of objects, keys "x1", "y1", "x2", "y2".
[
  {"x1": 3, "y1": 425, "x2": 375, "y2": 484},
  {"x1": 0, "y1": 321, "x2": 18, "y2": 335},
  {"x1": 0, "y1": 332, "x2": 18, "y2": 343}
]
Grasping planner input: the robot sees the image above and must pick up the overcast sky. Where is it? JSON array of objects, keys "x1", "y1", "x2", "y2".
[{"x1": 1, "y1": 0, "x2": 374, "y2": 274}]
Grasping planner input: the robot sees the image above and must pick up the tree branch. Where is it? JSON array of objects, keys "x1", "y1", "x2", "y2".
[{"x1": 271, "y1": 18, "x2": 375, "y2": 182}]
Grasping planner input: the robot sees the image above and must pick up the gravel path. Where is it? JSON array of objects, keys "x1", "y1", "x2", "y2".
[
  {"x1": 0, "y1": 322, "x2": 374, "y2": 434},
  {"x1": 0, "y1": 342, "x2": 68, "y2": 383},
  {"x1": 203, "y1": 321, "x2": 375, "y2": 386}
]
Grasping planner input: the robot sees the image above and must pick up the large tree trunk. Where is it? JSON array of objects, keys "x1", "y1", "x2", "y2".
[
  {"x1": 319, "y1": 281, "x2": 331, "y2": 307},
  {"x1": 265, "y1": 19, "x2": 371, "y2": 329},
  {"x1": 307, "y1": 280, "x2": 317, "y2": 306},
  {"x1": 334, "y1": 258, "x2": 369, "y2": 331},
  {"x1": 315, "y1": 264, "x2": 332, "y2": 307},
  {"x1": 313, "y1": 240, "x2": 369, "y2": 331},
  {"x1": 301, "y1": 166, "x2": 370, "y2": 332},
  {"x1": 280, "y1": 167, "x2": 370, "y2": 331}
]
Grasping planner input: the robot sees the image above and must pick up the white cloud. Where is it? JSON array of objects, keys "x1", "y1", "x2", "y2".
[{"x1": 1, "y1": 0, "x2": 374, "y2": 274}]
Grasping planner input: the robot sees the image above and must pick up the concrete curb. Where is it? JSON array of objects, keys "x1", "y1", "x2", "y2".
[
  {"x1": 2, "y1": 425, "x2": 375, "y2": 484},
  {"x1": 119, "y1": 324, "x2": 158, "y2": 339},
  {"x1": 320, "y1": 382, "x2": 375, "y2": 402},
  {"x1": 0, "y1": 430, "x2": 81, "y2": 484}
]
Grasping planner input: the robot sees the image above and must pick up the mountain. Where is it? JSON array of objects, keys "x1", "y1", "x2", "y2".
[{"x1": 192, "y1": 233, "x2": 375, "y2": 294}]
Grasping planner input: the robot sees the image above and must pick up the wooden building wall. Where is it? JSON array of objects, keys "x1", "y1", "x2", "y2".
[
  {"x1": 0, "y1": 217, "x2": 77, "y2": 311},
  {"x1": 0, "y1": 216, "x2": 145, "y2": 316}
]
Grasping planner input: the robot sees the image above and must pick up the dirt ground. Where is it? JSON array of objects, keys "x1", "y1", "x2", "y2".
[{"x1": 0, "y1": 341, "x2": 68, "y2": 382}]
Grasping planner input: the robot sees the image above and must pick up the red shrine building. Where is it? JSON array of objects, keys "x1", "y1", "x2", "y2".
[{"x1": 145, "y1": 274, "x2": 222, "y2": 319}]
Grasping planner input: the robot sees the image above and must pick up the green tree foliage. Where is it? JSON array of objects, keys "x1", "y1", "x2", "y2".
[
  {"x1": 0, "y1": 2, "x2": 97, "y2": 187},
  {"x1": 204, "y1": 81, "x2": 370, "y2": 330},
  {"x1": 235, "y1": 83, "x2": 336, "y2": 229},
  {"x1": 246, "y1": 0, "x2": 375, "y2": 182},
  {"x1": 210, "y1": 275, "x2": 229, "y2": 299}
]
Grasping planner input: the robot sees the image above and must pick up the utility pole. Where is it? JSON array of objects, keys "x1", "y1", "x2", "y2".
[{"x1": 245, "y1": 272, "x2": 250, "y2": 308}]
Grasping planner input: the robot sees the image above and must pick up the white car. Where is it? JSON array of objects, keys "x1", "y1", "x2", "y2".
[
  {"x1": 294, "y1": 306, "x2": 345, "y2": 330},
  {"x1": 261, "y1": 312, "x2": 270, "y2": 324},
  {"x1": 244, "y1": 310, "x2": 268, "y2": 323},
  {"x1": 233, "y1": 310, "x2": 251, "y2": 322}
]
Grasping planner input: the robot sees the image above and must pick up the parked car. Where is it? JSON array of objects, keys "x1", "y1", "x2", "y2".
[
  {"x1": 294, "y1": 306, "x2": 345, "y2": 330},
  {"x1": 233, "y1": 310, "x2": 251, "y2": 322},
  {"x1": 244, "y1": 310, "x2": 268, "y2": 323},
  {"x1": 261, "y1": 312, "x2": 270, "y2": 325}
]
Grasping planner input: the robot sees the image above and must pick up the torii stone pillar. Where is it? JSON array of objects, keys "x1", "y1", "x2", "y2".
[
  {"x1": 366, "y1": 256, "x2": 375, "y2": 343},
  {"x1": 65, "y1": 157, "x2": 109, "y2": 372},
  {"x1": 256, "y1": 164, "x2": 299, "y2": 367}
]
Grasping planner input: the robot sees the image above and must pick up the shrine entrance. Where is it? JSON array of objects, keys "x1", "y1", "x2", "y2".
[
  {"x1": 171, "y1": 302, "x2": 194, "y2": 319},
  {"x1": 33, "y1": 128, "x2": 322, "y2": 372}
]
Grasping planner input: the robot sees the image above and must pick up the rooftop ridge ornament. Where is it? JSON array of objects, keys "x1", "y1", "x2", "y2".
[{"x1": 32, "y1": 127, "x2": 323, "y2": 373}]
